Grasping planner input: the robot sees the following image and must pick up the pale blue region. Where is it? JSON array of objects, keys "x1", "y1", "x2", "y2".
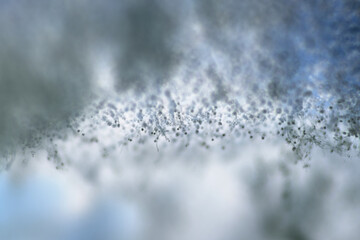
[
  {"x1": 64, "y1": 200, "x2": 138, "y2": 240},
  {"x1": 0, "y1": 175, "x2": 61, "y2": 222},
  {"x1": 0, "y1": 175, "x2": 138, "y2": 240},
  {"x1": 0, "y1": 174, "x2": 65, "y2": 240}
]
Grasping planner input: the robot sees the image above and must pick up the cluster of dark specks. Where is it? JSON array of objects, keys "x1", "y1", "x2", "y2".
[
  {"x1": 0, "y1": 90, "x2": 358, "y2": 171},
  {"x1": 0, "y1": 0, "x2": 359, "y2": 173},
  {"x1": 30, "y1": 78, "x2": 359, "y2": 170}
]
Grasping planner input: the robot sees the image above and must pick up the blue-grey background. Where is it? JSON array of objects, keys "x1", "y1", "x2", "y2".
[{"x1": 0, "y1": 0, "x2": 360, "y2": 239}]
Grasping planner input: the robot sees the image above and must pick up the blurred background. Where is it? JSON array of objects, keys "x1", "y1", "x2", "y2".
[
  {"x1": 1, "y1": 142, "x2": 360, "y2": 240},
  {"x1": 1, "y1": 0, "x2": 360, "y2": 239}
]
